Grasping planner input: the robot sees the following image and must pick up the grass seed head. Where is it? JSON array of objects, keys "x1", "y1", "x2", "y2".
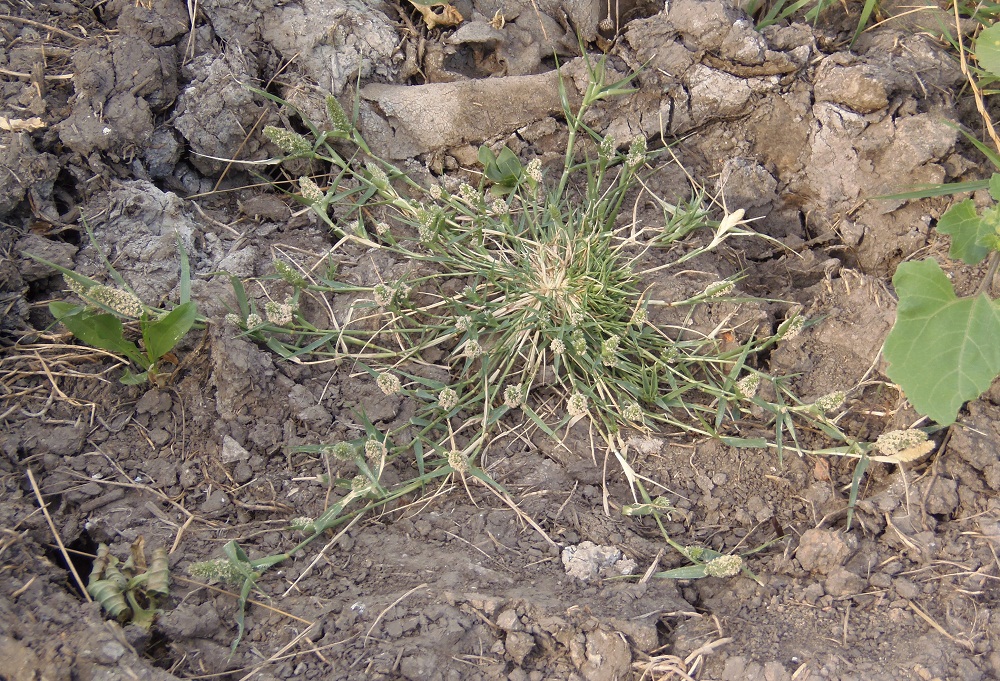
[
  {"x1": 567, "y1": 391, "x2": 588, "y2": 417},
  {"x1": 264, "y1": 125, "x2": 311, "y2": 156},
  {"x1": 377, "y1": 372, "x2": 402, "y2": 395},
  {"x1": 274, "y1": 260, "x2": 307, "y2": 288},
  {"x1": 448, "y1": 450, "x2": 469, "y2": 473},
  {"x1": 325, "y1": 95, "x2": 352, "y2": 133},
  {"x1": 503, "y1": 384, "x2": 524, "y2": 408},
  {"x1": 264, "y1": 300, "x2": 295, "y2": 326},
  {"x1": 438, "y1": 387, "x2": 459, "y2": 411},
  {"x1": 704, "y1": 554, "x2": 743, "y2": 577},
  {"x1": 88, "y1": 285, "x2": 144, "y2": 318},
  {"x1": 779, "y1": 315, "x2": 805, "y2": 341},
  {"x1": 874, "y1": 429, "x2": 929, "y2": 457},
  {"x1": 525, "y1": 158, "x2": 542, "y2": 183},
  {"x1": 64, "y1": 274, "x2": 90, "y2": 297},
  {"x1": 736, "y1": 373, "x2": 761, "y2": 399},
  {"x1": 299, "y1": 176, "x2": 324, "y2": 203},
  {"x1": 814, "y1": 390, "x2": 846, "y2": 413}
]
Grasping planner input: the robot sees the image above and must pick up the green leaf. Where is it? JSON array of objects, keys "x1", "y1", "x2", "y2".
[
  {"x1": 988, "y1": 173, "x2": 1000, "y2": 202},
  {"x1": 883, "y1": 259, "x2": 1000, "y2": 425},
  {"x1": 51, "y1": 303, "x2": 147, "y2": 367},
  {"x1": 653, "y1": 565, "x2": 710, "y2": 579},
  {"x1": 937, "y1": 199, "x2": 992, "y2": 265},
  {"x1": 976, "y1": 24, "x2": 1000, "y2": 80},
  {"x1": 144, "y1": 301, "x2": 197, "y2": 363}
]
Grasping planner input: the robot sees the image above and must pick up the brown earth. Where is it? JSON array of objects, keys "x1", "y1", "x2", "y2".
[{"x1": 2, "y1": 1, "x2": 999, "y2": 680}]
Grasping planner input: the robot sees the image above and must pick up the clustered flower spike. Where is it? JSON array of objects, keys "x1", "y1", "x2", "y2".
[
  {"x1": 622, "y1": 402, "x2": 643, "y2": 422},
  {"x1": 87, "y1": 285, "x2": 144, "y2": 318},
  {"x1": 571, "y1": 330, "x2": 587, "y2": 355},
  {"x1": 438, "y1": 387, "x2": 459, "y2": 411},
  {"x1": 375, "y1": 221, "x2": 390, "y2": 235},
  {"x1": 377, "y1": 372, "x2": 401, "y2": 396},
  {"x1": 463, "y1": 339, "x2": 484, "y2": 359},
  {"x1": 489, "y1": 198, "x2": 508, "y2": 216},
  {"x1": 351, "y1": 475, "x2": 371, "y2": 492},
  {"x1": 601, "y1": 335, "x2": 621, "y2": 367},
  {"x1": 373, "y1": 284, "x2": 395, "y2": 308},
  {"x1": 629, "y1": 305, "x2": 647, "y2": 326},
  {"x1": 704, "y1": 554, "x2": 743, "y2": 578},
  {"x1": 599, "y1": 134, "x2": 616, "y2": 161},
  {"x1": 246, "y1": 312, "x2": 264, "y2": 328},
  {"x1": 289, "y1": 516, "x2": 316, "y2": 533},
  {"x1": 299, "y1": 176, "x2": 324, "y2": 203},
  {"x1": 702, "y1": 280, "x2": 734, "y2": 299},
  {"x1": 187, "y1": 558, "x2": 245, "y2": 585},
  {"x1": 264, "y1": 299, "x2": 295, "y2": 326},
  {"x1": 429, "y1": 184, "x2": 443, "y2": 200},
  {"x1": 263, "y1": 125, "x2": 312, "y2": 156},
  {"x1": 503, "y1": 384, "x2": 524, "y2": 409},
  {"x1": 64, "y1": 274, "x2": 90, "y2": 297},
  {"x1": 326, "y1": 95, "x2": 353, "y2": 134},
  {"x1": 416, "y1": 206, "x2": 437, "y2": 243},
  {"x1": 366, "y1": 162, "x2": 389, "y2": 190},
  {"x1": 550, "y1": 338, "x2": 566, "y2": 355},
  {"x1": 455, "y1": 315, "x2": 472, "y2": 333},
  {"x1": 874, "y1": 429, "x2": 930, "y2": 457},
  {"x1": 626, "y1": 135, "x2": 647, "y2": 168},
  {"x1": 225, "y1": 313, "x2": 243, "y2": 328},
  {"x1": 448, "y1": 450, "x2": 469, "y2": 474},
  {"x1": 458, "y1": 183, "x2": 480, "y2": 205},
  {"x1": 567, "y1": 391, "x2": 588, "y2": 418},
  {"x1": 779, "y1": 315, "x2": 806, "y2": 341},
  {"x1": 365, "y1": 437, "x2": 388, "y2": 461},
  {"x1": 735, "y1": 373, "x2": 761, "y2": 399},
  {"x1": 814, "y1": 390, "x2": 846, "y2": 413},
  {"x1": 274, "y1": 260, "x2": 307, "y2": 288},
  {"x1": 327, "y1": 442, "x2": 357, "y2": 462},
  {"x1": 525, "y1": 158, "x2": 542, "y2": 184}
]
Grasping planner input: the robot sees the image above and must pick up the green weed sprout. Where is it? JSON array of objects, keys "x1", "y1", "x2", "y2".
[
  {"x1": 88, "y1": 540, "x2": 169, "y2": 630},
  {"x1": 33, "y1": 231, "x2": 199, "y2": 386}
]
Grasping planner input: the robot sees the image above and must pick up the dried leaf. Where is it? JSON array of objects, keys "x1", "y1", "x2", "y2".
[
  {"x1": 0, "y1": 116, "x2": 46, "y2": 132},
  {"x1": 408, "y1": 0, "x2": 463, "y2": 29}
]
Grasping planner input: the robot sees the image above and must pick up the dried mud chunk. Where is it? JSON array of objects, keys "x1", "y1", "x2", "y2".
[
  {"x1": 174, "y1": 47, "x2": 270, "y2": 176},
  {"x1": 0, "y1": 134, "x2": 59, "y2": 218},
  {"x1": 948, "y1": 402, "x2": 1000, "y2": 474},
  {"x1": 814, "y1": 60, "x2": 889, "y2": 114},
  {"x1": 16, "y1": 234, "x2": 76, "y2": 282},
  {"x1": 74, "y1": 181, "x2": 197, "y2": 302},
  {"x1": 57, "y1": 37, "x2": 177, "y2": 157},
  {"x1": 114, "y1": 0, "x2": 189, "y2": 46},
  {"x1": 360, "y1": 70, "x2": 571, "y2": 159},
  {"x1": 262, "y1": 0, "x2": 399, "y2": 96},
  {"x1": 795, "y1": 528, "x2": 856, "y2": 574}
]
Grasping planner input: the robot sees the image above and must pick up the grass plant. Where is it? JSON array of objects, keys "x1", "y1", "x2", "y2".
[{"x1": 199, "y1": 56, "x2": 927, "y2": 650}]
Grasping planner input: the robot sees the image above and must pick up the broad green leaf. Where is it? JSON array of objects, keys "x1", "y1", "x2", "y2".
[
  {"x1": 988, "y1": 173, "x2": 1000, "y2": 202},
  {"x1": 883, "y1": 259, "x2": 1000, "y2": 425},
  {"x1": 976, "y1": 24, "x2": 1000, "y2": 80},
  {"x1": 144, "y1": 301, "x2": 197, "y2": 363},
  {"x1": 51, "y1": 304, "x2": 147, "y2": 367},
  {"x1": 936, "y1": 199, "x2": 991, "y2": 265}
]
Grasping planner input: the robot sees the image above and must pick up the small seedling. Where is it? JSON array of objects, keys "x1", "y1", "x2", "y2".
[
  {"x1": 32, "y1": 231, "x2": 200, "y2": 385},
  {"x1": 88, "y1": 538, "x2": 169, "y2": 630}
]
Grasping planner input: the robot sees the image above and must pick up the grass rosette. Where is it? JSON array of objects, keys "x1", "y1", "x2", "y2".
[{"x1": 234, "y1": 58, "x2": 862, "y2": 484}]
